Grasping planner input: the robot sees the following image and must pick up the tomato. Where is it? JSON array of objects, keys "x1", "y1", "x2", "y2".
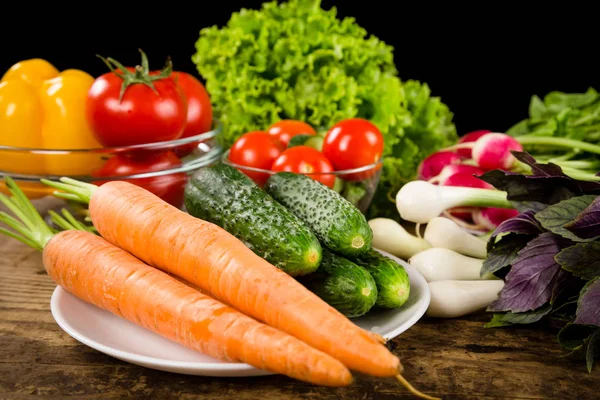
[
  {"x1": 92, "y1": 151, "x2": 187, "y2": 208},
  {"x1": 271, "y1": 146, "x2": 335, "y2": 188},
  {"x1": 228, "y1": 131, "x2": 284, "y2": 186},
  {"x1": 322, "y1": 118, "x2": 384, "y2": 181},
  {"x1": 86, "y1": 51, "x2": 188, "y2": 147},
  {"x1": 170, "y1": 72, "x2": 213, "y2": 157},
  {"x1": 267, "y1": 120, "x2": 316, "y2": 147}
]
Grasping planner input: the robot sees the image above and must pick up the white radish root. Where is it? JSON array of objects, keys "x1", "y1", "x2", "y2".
[
  {"x1": 409, "y1": 248, "x2": 495, "y2": 282},
  {"x1": 426, "y1": 280, "x2": 505, "y2": 318},
  {"x1": 423, "y1": 217, "x2": 487, "y2": 259},
  {"x1": 368, "y1": 218, "x2": 430, "y2": 260}
]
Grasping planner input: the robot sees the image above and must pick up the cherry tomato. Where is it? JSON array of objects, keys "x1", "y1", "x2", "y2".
[
  {"x1": 271, "y1": 146, "x2": 335, "y2": 188},
  {"x1": 322, "y1": 118, "x2": 384, "y2": 181},
  {"x1": 86, "y1": 50, "x2": 188, "y2": 147},
  {"x1": 92, "y1": 151, "x2": 186, "y2": 208},
  {"x1": 228, "y1": 131, "x2": 284, "y2": 186},
  {"x1": 267, "y1": 120, "x2": 316, "y2": 147},
  {"x1": 171, "y1": 72, "x2": 213, "y2": 157}
]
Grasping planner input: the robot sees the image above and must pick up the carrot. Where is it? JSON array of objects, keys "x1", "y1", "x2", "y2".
[
  {"x1": 0, "y1": 178, "x2": 353, "y2": 387},
  {"x1": 44, "y1": 179, "x2": 400, "y2": 375},
  {"x1": 44, "y1": 178, "x2": 441, "y2": 400}
]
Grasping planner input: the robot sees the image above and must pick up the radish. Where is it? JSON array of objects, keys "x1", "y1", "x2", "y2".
[
  {"x1": 442, "y1": 172, "x2": 494, "y2": 190},
  {"x1": 409, "y1": 248, "x2": 495, "y2": 282},
  {"x1": 423, "y1": 217, "x2": 487, "y2": 258},
  {"x1": 395, "y1": 180, "x2": 513, "y2": 224},
  {"x1": 434, "y1": 164, "x2": 486, "y2": 185},
  {"x1": 368, "y1": 218, "x2": 430, "y2": 260},
  {"x1": 417, "y1": 151, "x2": 461, "y2": 181},
  {"x1": 456, "y1": 130, "x2": 492, "y2": 158},
  {"x1": 472, "y1": 207, "x2": 520, "y2": 231},
  {"x1": 426, "y1": 280, "x2": 505, "y2": 318},
  {"x1": 471, "y1": 133, "x2": 523, "y2": 170}
]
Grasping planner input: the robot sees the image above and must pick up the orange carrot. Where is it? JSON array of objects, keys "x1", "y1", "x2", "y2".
[
  {"x1": 0, "y1": 180, "x2": 353, "y2": 387},
  {"x1": 45, "y1": 230, "x2": 352, "y2": 386},
  {"x1": 45, "y1": 179, "x2": 401, "y2": 378}
]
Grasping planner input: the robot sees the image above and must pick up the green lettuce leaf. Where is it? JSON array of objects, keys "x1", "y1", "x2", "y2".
[{"x1": 192, "y1": 0, "x2": 457, "y2": 219}]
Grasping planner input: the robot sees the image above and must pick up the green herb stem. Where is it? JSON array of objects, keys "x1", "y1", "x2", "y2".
[
  {"x1": 517, "y1": 136, "x2": 600, "y2": 156},
  {"x1": 444, "y1": 186, "x2": 513, "y2": 209},
  {"x1": 0, "y1": 177, "x2": 97, "y2": 252},
  {"x1": 41, "y1": 178, "x2": 98, "y2": 204}
]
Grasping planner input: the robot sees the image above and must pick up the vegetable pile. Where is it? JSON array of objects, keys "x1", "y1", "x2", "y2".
[
  {"x1": 507, "y1": 88, "x2": 600, "y2": 174},
  {"x1": 184, "y1": 163, "x2": 411, "y2": 318},
  {"x1": 0, "y1": 175, "x2": 438, "y2": 399},
  {"x1": 0, "y1": 50, "x2": 215, "y2": 207},
  {"x1": 476, "y1": 151, "x2": 600, "y2": 372},
  {"x1": 226, "y1": 118, "x2": 383, "y2": 210},
  {"x1": 192, "y1": 0, "x2": 457, "y2": 219}
]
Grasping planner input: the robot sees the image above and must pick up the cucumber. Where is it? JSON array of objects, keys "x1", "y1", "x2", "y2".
[
  {"x1": 354, "y1": 250, "x2": 411, "y2": 308},
  {"x1": 265, "y1": 172, "x2": 373, "y2": 257},
  {"x1": 300, "y1": 249, "x2": 377, "y2": 318},
  {"x1": 287, "y1": 135, "x2": 324, "y2": 151},
  {"x1": 184, "y1": 163, "x2": 322, "y2": 276},
  {"x1": 287, "y1": 134, "x2": 313, "y2": 148}
]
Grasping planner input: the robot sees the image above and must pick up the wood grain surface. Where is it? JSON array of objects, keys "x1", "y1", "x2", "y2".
[{"x1": 0, "y1": 199, "x2": 598, "y2": 400}]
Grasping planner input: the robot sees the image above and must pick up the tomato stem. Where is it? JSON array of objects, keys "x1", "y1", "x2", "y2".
[{"x1": 95, "y1": 49, "x2": 174, "y2": 102}]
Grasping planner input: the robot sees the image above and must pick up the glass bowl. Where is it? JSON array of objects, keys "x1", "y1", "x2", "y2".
[
  {"x1": 0, "y1": 121, "x2": 223, "y2": 209},
  {"x1": 221, "y1": 149, "x2": 383, "y2": 214}
]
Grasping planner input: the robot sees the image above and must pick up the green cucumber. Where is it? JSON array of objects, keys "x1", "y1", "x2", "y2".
[
  {"x1": 287, "y1": 134, "x2": 313, "y2": 148},
  {"x1": 184, "y1": 163, "x2": 322, "y2": 276},
  {"x1": 304, "y1": 136, "x2": 324, "y2": 151},
  {"x1": 354, "y1": 250, "x2": 411, "y2": 308},
  {"x1": 265, "y1": 172, "x2": 373, "y2": 257},
  {"x1": 300, "y1": 250, "x2": 377, "y2": 318}
]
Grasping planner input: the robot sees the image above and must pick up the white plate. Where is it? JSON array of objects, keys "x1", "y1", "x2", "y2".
[{"x1": 50, "y1": 251, "x2": 430, "y2": 377}]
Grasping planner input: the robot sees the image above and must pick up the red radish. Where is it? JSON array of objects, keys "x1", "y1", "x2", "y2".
[
  {"x1": 435, "y1": 164, "x2": 486, "y2": 185},
  {"x1": 440, "y1": 171, "x2": 493, "y2": 225},
  {"x1": 417, "y1": 151, "x2": 461, "y2": 180},
  {"x1": 448, "y1": 206, "x2": 476, "y2": 224},
  {"x1": 473, "y1": 207, "x2": 520, "y2": 231},
  {"x1": 472, "y1": 133, "x2": 523, "y2": 170},
  {"x1": 457, "y1": 130, "x2": 492, "y2": 158},
  {"x1": 442, "y1": 172, "x2": 494, "y2": 190}
]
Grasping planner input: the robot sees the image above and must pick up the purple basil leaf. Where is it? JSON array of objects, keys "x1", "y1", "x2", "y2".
[
  {"x1": 512, "y1": 151, "x2": 600, "y2": 195},
  {"x1": 586, "y1": 329, "x2": 600, "y2": 373},
  {"x1": 478, "y1": 169, "x2": 579, "y2": 207},
  {"x1": 485, "y1": 304, "x2": 552, "y2": 328},
  {"x1": 488, "y1": 232, "x2": 574, "y2": 313},
  {"x1": 575, "y1": 278, "x2": 600, "y2": 327},
  {"x1": 565, "y1": 196, "x2": 600, "y2": 240},
  {"x1": 512, "y1": 151, "x2": 566, "y2": 177},
  {"x1": 556, "y1": 242, "x2": 600, "y2": 280},
  {"x1": 551, "y1": 269, "x2": 577, "y2": 305},
  {"x1": 492, "y1": 210, "x2": 542, "y2": 239},
  {"x1": 482, "y1": 234, "x2": 531, "y2": 276},
  {"x1": 534, "y1": 195, "x2": 598, "y2": 242}
]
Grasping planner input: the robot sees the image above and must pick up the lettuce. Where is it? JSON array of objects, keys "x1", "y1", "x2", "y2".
[{"x1": 192, "y1": 0, "x2": 457, "y2": 218}]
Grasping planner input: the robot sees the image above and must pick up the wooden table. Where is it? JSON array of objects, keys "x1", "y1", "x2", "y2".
[{"x1": 1, "y1": 200, "x2": 598, "y2": 399}]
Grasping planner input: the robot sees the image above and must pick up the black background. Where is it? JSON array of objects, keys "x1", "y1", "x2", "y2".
[{"x1": 2, "y1": 1, "x2": 598, "y2": 134}]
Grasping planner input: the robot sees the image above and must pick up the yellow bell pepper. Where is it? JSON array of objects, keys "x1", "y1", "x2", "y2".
[{"x1": 0, "y1": 59, "x2": 105, "y2": 198}]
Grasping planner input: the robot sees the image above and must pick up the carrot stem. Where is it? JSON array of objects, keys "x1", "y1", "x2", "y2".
[
  {"x1": 0, "y1": 226, "x2": 38, "y2": 249},
  {"x1": 395, "y1": 374, "x2": 441, "y2": 400},
  {"x1": 0, "y1": 177, "x2": 91, "y2": 249},
  {"x1": 41, "y1": 179, "x2": 96, "y2": 204}
]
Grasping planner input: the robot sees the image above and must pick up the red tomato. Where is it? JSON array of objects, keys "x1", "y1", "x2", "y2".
[
  {"x1": 86, "y1": 52, "x2": 188, "y2": 147},
  {"x1": 267, "y1": 120, "x2": 316, "y2": 147},
  {"x1": 171, "y1": 72, "x2": 213, "y2": 157},
  {"x1": 322, "y1": 118, "x2": 384, "y2": 181},
  {"x1": 92, "y1": 151, "x2": 187, "y2": 208},
  {"x1": 228, "y1": 131, "x2": 284, "y2": 186},
  {"x1": 271, "y1": 146, "x2": 335, "y2": 188}
]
